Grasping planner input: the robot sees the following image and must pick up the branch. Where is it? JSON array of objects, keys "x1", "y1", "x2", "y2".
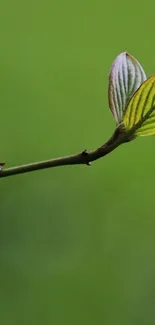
[{"x1": 0, "y1": 126, "x2": 130, "y2": 178}]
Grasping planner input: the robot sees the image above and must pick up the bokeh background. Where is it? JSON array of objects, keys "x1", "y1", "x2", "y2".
[{"x1": 0, "y1": 1, "x2": 155, "y2": 324}]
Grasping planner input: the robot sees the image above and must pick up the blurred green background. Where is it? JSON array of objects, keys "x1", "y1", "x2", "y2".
[{"x1": 0, "y1": 1, "x2": 155, "y2": 324}]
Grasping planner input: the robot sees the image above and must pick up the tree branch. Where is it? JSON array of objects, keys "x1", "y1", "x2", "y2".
[{"x1": 0, "y1": 126, "x2": 129, "y2": 178}]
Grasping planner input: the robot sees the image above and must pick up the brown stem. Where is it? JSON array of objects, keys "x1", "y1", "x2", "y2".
[{"x1": 0, "y1": 126, "x2": 129, "y2": 178}]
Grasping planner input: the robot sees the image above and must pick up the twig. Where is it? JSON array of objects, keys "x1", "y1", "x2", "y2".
[{"x1": 0, "y1": 126, "x2": 130, "y2": 178}]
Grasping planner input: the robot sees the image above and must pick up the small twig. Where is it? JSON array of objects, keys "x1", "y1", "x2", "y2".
[{"x1": 0, "y1": 126, "x2": 129, "y2": 178}]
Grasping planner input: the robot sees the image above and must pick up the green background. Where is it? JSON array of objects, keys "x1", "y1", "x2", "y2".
[{"x1": 0, "y1": 1, "x2": 155, "y2": 324}]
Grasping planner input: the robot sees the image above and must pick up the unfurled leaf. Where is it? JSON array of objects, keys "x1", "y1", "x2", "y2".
[
  {"x1": 123, "y1": 75, "x2": 155, "y2": 136},
  {"x1": 108, "y1": 52, "x2": 146, "y2": 124}
]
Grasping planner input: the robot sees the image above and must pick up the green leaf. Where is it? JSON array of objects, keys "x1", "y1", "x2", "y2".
[
  {"x1": 123, "y1": 75, "x2": 155, "y2": 136},
  {"x1": 108, "y1": 52, "x2": 146, "y2": 124}
]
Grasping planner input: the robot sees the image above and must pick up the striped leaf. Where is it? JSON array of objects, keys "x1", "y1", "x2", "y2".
[
  {"x1": 108, "y1": 52, "x2": 146, "y2": 124},
  {"x1": 123, "y1": 75, "x2": 155, "y2": 136}
]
